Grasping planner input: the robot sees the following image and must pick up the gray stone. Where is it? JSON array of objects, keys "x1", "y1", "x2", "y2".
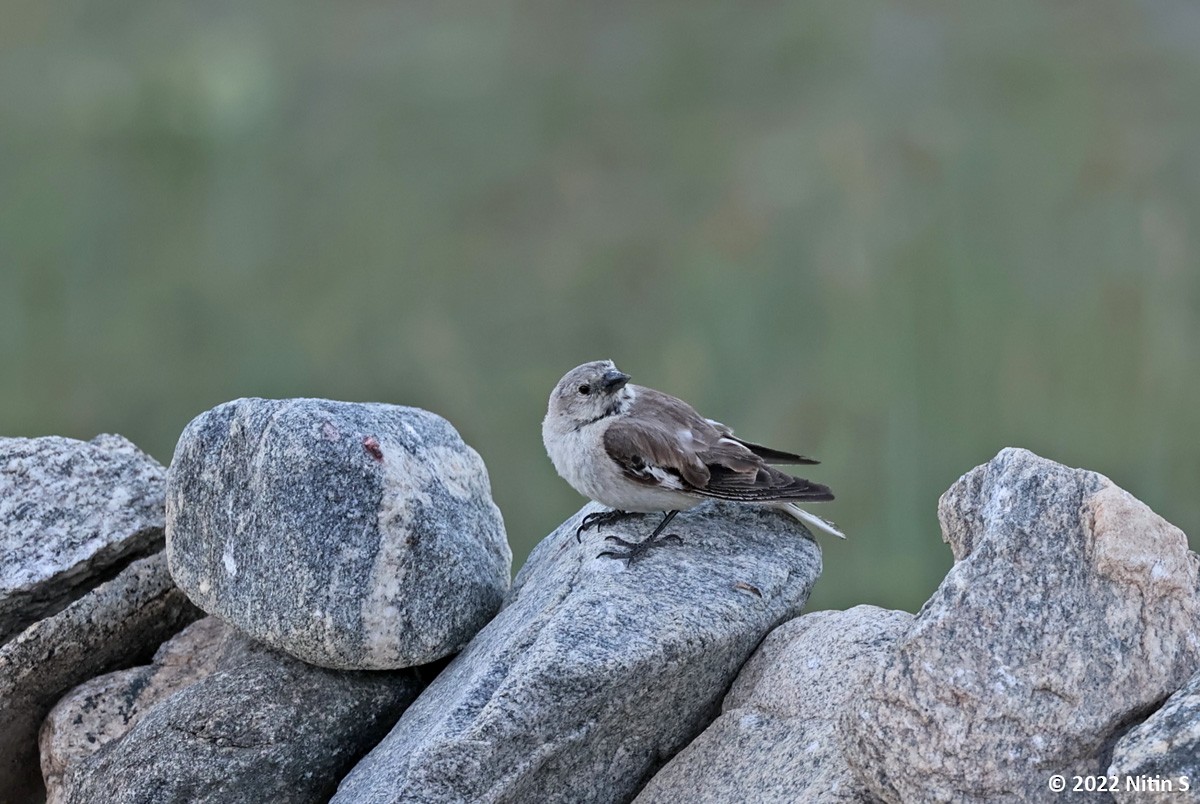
[
  {"x1": 40, "y1": 617, "x2": 229, "y2": 803},
  {"x1": 0, "y1": 551, "x2": 201, "y2": 804},
  {"x1": 332, "y1": 500, "x2": 823, "y2": 804},
  {"x1": 1, "y1": 434, "x2": 167, "y2": 645},
  {"x1": 58, "y1": 625, "x2": 427, "y2": 804},
  {"x1": 1109, "y1": 668, "x2": 1200, "y2": 803},
  {"x1": 166, "y1": 398, "x2": 510, "y2": 670},
  {"x1": 637, "y1": 605, "x2": 911, "y2": 804},
  {"x1": 842, "y1": 448, "x2": 1200, "y2": 803}
]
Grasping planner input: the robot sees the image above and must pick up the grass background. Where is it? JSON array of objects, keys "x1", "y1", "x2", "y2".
[{"x1": 4, "y1": 0, "x2": 1198, "y2": 611}]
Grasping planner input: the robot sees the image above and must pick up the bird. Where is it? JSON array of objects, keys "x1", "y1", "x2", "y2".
[{"x1": 542, "y1": 359, "x2": 844, "y2": 562}]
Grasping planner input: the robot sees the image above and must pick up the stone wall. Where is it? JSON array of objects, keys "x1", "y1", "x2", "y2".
[{"x1": 3, "y1": 407, "x2": 1197, "y2": 803}]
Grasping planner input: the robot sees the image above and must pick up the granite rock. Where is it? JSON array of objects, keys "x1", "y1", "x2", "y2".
[
  {"x1": 1109, "y1": 667, "x2": 1200, "y2": 803},
  {"x1": 1, "y1": 434, "x2": 167, "y2": 645},
  {"x1": 842, "y1": 448, "x2": 1200, "y2": 803},
  {"x1": 0, "y1": 551, "x2": 201, "y2": 803},
  {"x1": 56, "y1": 623, "x2": 427, "y2": 804},
  {"x1": 40, "y1": 617, "x2": 229, "y2": 803},
  {"x1": 166, "y1": 398, "x2": 511, "y2": 670},
  {"x1": 637, "y1": 605, "x2": 911, "y2": 804},
  {"x1": 333, "y1": 501, "x2": 823, "y2": 804}
]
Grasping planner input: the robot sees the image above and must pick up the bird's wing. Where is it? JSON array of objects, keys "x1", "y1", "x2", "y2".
[
  {"x1": 725, "y1": 435, "x2": 820, "y2": 465},
  {"x1": 605, "y1": 389, "x2": 833, "y2": 502},
  {"x1": 697, "y1": 462, "x2": 834, "y2": 502},
  {"x1": 701, "y1": 417, "x2": 819, "y2": 464},
  {"x1": 602, "y1": 413, "x2": 713, "y2": 491}
]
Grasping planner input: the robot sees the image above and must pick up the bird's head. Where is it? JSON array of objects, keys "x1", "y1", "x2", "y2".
[{"x1": 545, "y1": 359, "x2": 632, "y2": 431}]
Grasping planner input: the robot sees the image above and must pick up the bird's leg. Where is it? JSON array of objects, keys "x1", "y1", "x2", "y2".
[
  {"x1": 575, "y1": 509, "x2": 636, "y2": 543},
  {"x1": 597, "y1": 510, "x2": 683, "y2": 563}
]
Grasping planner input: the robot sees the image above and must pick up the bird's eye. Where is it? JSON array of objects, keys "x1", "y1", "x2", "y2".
[{"x1": 578, "y1": 384, "x2": 591, "y2": 395}]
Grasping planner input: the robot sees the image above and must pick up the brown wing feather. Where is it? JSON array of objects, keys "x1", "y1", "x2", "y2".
[
  {"x1": 603, "y1": 417, "x2": 710, "y2": 488},
  {"x1": 699, "y1": 463, "x2": 834, "y2": 501},
  {"x1": 606, "y1": 387, "x2": 834, "y2": 502},
  {"x1": 728, "y1": 437, "x2": 820, "y2": 465}
]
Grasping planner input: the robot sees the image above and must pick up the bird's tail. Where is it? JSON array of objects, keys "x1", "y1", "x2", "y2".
[{"x1": 777, "y1": 503, "x2": 847, "y2": 539}]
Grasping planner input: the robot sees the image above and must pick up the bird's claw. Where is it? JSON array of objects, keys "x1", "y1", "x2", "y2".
[
  {"x1": 575, "y1": 509, "x2": 633, "y2": 543},
  {"x1": 602, "y1": 533, "x2": 681, "y2": 547},
  {"x1": 596, "y1": 532, "x2": 682, "y2": 563}
]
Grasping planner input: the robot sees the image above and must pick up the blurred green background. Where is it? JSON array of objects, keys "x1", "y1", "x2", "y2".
[{"x1": 4, "y1": 1, "x2": 1198, "y2": 612}]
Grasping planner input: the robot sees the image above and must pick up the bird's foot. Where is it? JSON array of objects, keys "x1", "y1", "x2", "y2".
[
  {"x1": 594, "y1": 510, "x2": 683, "y2": 564},
  {"x1": 575, "y1": 509, "x2": 636, "y2": 543},
  {"x1": 596, "y1": 531, "x2": 683, "y2": 564}
]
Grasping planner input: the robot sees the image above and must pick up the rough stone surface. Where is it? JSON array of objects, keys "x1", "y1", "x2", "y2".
[
  {"x1": 0, "y1": 551, "x2": 201, "y2": 804},
  {"x1": 166, "y1": 397, "x2": 510, "y2": 670},
  {"x1": 333, "y1": 500, "x2": 823, "y2": 804},
  {"x1": 41, "y1": 617, "x2": 229, "y2": 803},
  {"x1": 0, "y1": 434, "x2": 167, "y2": 645},
  {"x1": 637, "y1": 605, "x2": 911, "y2": 804},
  {"x1": 58, "y1": 624, "x2": 427, "y2": 804},
  {"x1": 1109, "y1": 667, "x2": 1200, "y2": 803},
  {"x1": 842, "y1": 448, "x2": 1200, "y2": 803}
]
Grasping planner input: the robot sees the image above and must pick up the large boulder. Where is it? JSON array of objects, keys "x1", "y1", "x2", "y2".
[
  {"x1": 637, "y1": 605, "x2": 912, "y2": 804},
  {"x1": 55, "y1": 619, "x2": 427, "y2": 804},
  {"x1": 1108, "y1": 667, "x2": 1200, "y2": 803},
  {"x1": 166, "y1": 398, "x2": 511, "y2": 670},
  {"x1": 0, "y1": 551, "x2": 201, "y2": 803},
  {"x1": 842, "y1": 448, "x2": 1200, "y2": 803},
  {"x1": 332, "y1": 501, "x2": 823, "y2": 804},
  {"x1": 1, "y1": 434, "x2": 167, "y2": 645}
]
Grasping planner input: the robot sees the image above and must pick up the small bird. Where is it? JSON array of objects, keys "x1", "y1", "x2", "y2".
[{"x1": 542, "y1": 359, "x2": 844, "y2": 561}]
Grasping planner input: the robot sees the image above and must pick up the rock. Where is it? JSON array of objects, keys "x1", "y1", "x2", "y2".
[
  {"x1": 332, "y1": 501, "x2": 823, "y2": 804},
  {"x1": 636, "y1": 605, "x2": 911, "y2": 804},
  {"x1": 40, "y1": 617, "x2": 229, "y2": 803},
  {"x1": 1108, "y1": 668, "x2": 1200, "y2": 803},
  {"x1": 1, "y1": 434, "x2": 167, "y2": 645},
  {"x1": 842, "y1": 448, "x2": 1200, "y2": 803},
  {"x1": 0, "y1": 551, "x2": 201, "y2": 803},
  {"x1": 57, "y1": 623, "x2": 427, "y2": 804},
  {"x1": 166, "y1": 398, "x2": 510, "y2": 670}
]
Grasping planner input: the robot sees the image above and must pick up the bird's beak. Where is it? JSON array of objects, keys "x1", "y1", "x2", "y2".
[{"x1": 601, "y1": 369, "x2": 631, "y2": 392}]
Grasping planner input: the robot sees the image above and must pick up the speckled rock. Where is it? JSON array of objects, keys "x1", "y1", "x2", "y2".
[
  {"x1": 1, "y1": 434, "x2": 167, "y2": 645},
  {"x1": 166, "y1": 398, "x2": 511, "y2": 670},
  {"x1": 40, "y1": 617, "x2": 229, "y2": 803},
  {"x1": 1109, "y1": 667, "x2": 1200, "y2": 803},
  {"x1": 0, "y1": 551, "x2": 201, "y2": 804},
  {"x1": 57, "y1": 625, "x2": 427, "y2": 804},
  {"x1": 637, "y1": 605, "x2": 911, "y2": 804},
  {"x1": 332, "y1": 500, "x2": 823, "y2": 804},
  {"x1": 843, "y1": 448, "x2": 1200, "y2": 803}
]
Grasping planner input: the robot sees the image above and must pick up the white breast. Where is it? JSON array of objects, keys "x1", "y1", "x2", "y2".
[{"x1": 542, "y1": 418, "x2": 703, "y2": 513}]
